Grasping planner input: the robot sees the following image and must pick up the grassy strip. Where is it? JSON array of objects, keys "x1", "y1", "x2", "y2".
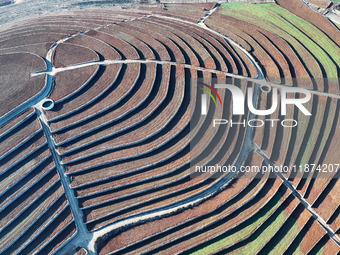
[
  {"x1": 316, "y1": 246, "x2": 326, "y2": 254},
  {"x1": 220, "y1": 7, "x2": 324, "y2": 79},
  {"x1": 270, "y1": 5, "x2": 340, "y2": 66},
  {"x1": 220, "y1": 3, "x2": 339, "y2": 79},
  {"x1": 293, "y1": 246, "x2": 304, "y2": 255},
  {"x1": 232, "y1": 209, "x2": 287, "y2": 254},
  {"x1": 262, "y1": 214, "x2": 300, "y2": 254},
  {"x1": 185, "y1": 193, "x2": 282, "y2": 254}
]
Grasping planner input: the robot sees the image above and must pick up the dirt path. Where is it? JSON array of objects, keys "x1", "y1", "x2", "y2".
[
  {"x1": 255, "y1": 145, "x2": 340, "y2": 247},
  {"x1": 35, "y1": 105, "x2": 95, "y2": 255}
]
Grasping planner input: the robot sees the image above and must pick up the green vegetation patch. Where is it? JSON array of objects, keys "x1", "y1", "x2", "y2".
[
  {"x1": 220, "y1": 3, "x2": 340, "y2": 79},
  {"x1": 184, "y1": 193, "x2": 283, "y2": 254}
]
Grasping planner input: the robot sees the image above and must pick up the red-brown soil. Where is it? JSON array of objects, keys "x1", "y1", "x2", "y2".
[{"x1": 0, "y1": 53, "x2": 45, "y2": 118}]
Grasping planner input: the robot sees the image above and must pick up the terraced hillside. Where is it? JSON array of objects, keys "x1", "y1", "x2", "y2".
[{"x1": 0, "y1": 1, "x2": 339, "y2": 254}]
